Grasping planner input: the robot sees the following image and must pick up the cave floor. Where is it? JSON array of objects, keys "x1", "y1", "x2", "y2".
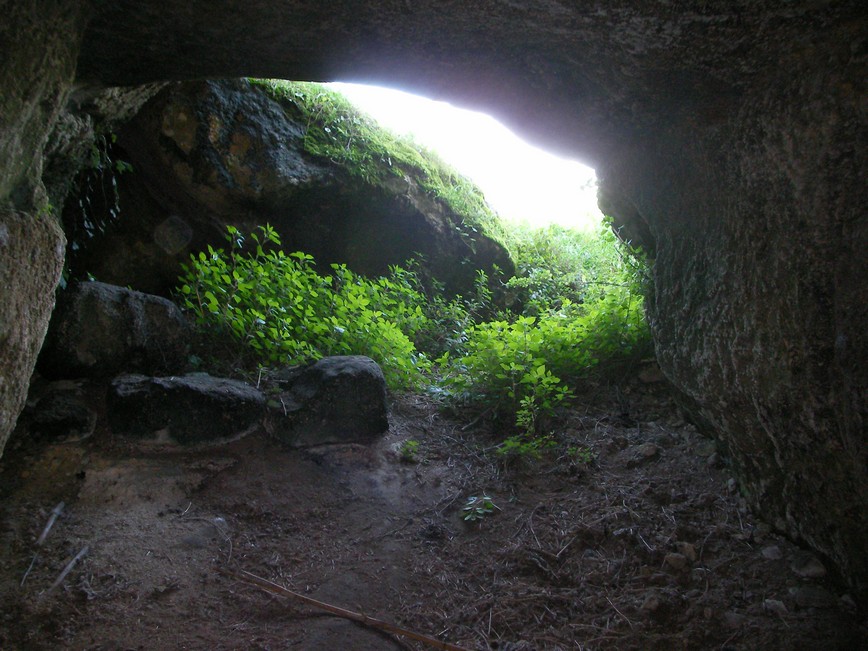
[{"x1": 0, "y1": 377, "x2": 864, "y2": 650}]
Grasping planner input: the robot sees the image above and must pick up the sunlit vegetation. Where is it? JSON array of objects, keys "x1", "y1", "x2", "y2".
[
  {"x1": 251, "y1": 79, "x2": 509, "y2": 250},
  {"x1": 178, "y1": 80, "x2": 652, "y2": 449},
  {"x1": 177, "y1": 221, "x2": 651, "y2": 438}
]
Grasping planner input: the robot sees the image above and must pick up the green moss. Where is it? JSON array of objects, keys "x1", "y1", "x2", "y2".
[{"x1": 249, "y1": 79, "x2": 508, "y2": 251}]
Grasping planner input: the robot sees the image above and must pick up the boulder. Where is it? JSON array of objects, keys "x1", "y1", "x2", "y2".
[
  {"x1": 107, "y1": 373, "x2": 265, "y2": 444},
  {"x1": 0, "y1": 210, "x2": 66, "y2": 459},
  {"x1": 66, "y1": 79, "x2": 512, "y2": 297},
  {"x1": 266, "y1": 356, "x2": 388, "y2": 448},
  {"x1": 29, "y1": 387, "x2": 96, "y2": 441},
  {"x1": 38, "y1": 281, "x2": 190, "y2": 380}
]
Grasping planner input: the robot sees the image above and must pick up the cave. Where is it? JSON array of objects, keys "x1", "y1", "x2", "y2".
[{"x1": 0, "y1": 0, "x2": 864, "y2": 639}]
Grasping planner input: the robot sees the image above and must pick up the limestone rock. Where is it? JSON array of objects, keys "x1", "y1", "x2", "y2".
[
  {"x1": 107, "y1": 373, "x2": 265, "y2": 444},
  {"x1": 265, "y1": 356, "x2": 388, "y2": 448},
  {"x1": 38, "y1": 281, "x2": 190, "y2": 380}
]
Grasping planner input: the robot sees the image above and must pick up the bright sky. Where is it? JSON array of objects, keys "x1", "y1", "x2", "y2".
[{"x1": 328, "y1": 83, "x2": 603, "y2": 231}]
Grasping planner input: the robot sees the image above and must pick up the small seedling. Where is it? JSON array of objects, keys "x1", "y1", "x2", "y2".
[
  {"x1": 567, "y1": 445, "x2": 595, "y2": 465},
  {"x1": 462, "y1": 495, "x2": 499, "y2": 521},
  {"x1": 398, "y1": 439, "x2": 420, "y2": 463}
]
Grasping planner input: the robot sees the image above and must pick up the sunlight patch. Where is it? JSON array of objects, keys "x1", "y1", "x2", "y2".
[{"x1": 327, "y1": 82, "x2": 602, "y2": 231}]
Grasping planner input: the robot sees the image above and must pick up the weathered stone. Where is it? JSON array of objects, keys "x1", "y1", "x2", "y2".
[
  {"x1": 67, "y1": 79, "x2": 511, "y2": 297},
  {"x1": 664, "y1": 552, "x2": 689, "y2": 571},
  {"x1": 0, "y1": 210, "x2": 66, "y2": 458},
  {"x1": 0, "y1": 0, "x2": 88, "y2": 459},
  {"x1": 30, "y1": 389, "x2": 95, "y2": 440},
  {"x1": 266, "y1": 356, "x2": 388, "y2": 448},
  {"x1": 788, "y1": 585, "x2": 836, "y2": 610},
  {"x1": 791, "y1": 554, "x2": 828, "y2": 579},
  {"x1": 38, "y1": 281, "x2": 190, "y2": 380},
  {"x1": 107, "y1": 373, "x2": 265, "y2": 444},
  {"x1": 761, "y1": 545, "x2": 783, "y2": 561}
]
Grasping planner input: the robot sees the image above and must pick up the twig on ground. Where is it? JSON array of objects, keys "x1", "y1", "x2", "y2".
[
  {"x1": 36, "y1": 501, "x2": 65, "y2": 546},
  {"x1": 43, "y1": 545, "x2": 89, "y2": 597},
  {"x1": 218, "y1": 566, "x2": 471, "y2": 651},
  {"x1": 22, "y1": 501, "x2": 67, "y2": 587}
]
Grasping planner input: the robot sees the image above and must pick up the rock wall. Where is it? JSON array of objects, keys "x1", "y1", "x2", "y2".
[
  {"x1": 0, "y1": 0, "x2": 86, "y2": 459},
  {"x1": 598, "y1": 45, "x2": 867, "y2": 590},
  {"x1": 0, "y1": 0, "x2": 865, "y2": 595}
]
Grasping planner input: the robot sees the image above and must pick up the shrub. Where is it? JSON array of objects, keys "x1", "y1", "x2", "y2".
[
  {"x1": 177, "y1": 225, "x2": 431, "y2": 390},
  {"x1": 437, "y1": 219, "x2": 652, "y2": 435}
]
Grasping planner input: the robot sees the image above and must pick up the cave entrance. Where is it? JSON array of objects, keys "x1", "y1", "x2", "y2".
[{"x1": 328, "y1": 82, "x2": 603, "y2": 232}]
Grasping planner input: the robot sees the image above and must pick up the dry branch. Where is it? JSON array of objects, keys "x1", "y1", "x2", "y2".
[
  {"x1": 43, "y1": 545, "x2": 89, "y2": 597},
  {"x1": 218, "y1": 566, "x2": 470, "y2": 651}
]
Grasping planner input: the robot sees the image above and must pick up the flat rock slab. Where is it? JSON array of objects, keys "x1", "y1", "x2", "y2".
[
  {"x1": 108, "y1": 373, "x2": 264, "y2": 444},
  {"x1": 38, "y1": 281, "x2": 190, "y2": 380},
  {"x1": 266, "y1": 356, "x2": 388, "y2": 447}
]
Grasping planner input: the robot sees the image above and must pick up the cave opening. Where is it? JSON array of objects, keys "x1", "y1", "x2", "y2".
[
  {"x1": 327, "y1": 81, "x2": 604, "y2": 232},
  {"x1": 0, "y1": 1, "x2": 864, "y2": 646}
]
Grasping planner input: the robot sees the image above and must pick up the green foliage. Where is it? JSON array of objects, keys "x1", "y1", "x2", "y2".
[
  {"x1": 177, "y1": 225, "x2": 433, "y2": 390},
  {"x1": 249, "y1": 79, "x2": 508, "y2": 251},
  {"x1": 462, "y1": 495, "x2": 499, "y2": 521},
  {"x1": 398, "y1": 439, "x2": 421, "y2": 463},
  {"x1": 497, "y1": 432, "x2": 557, "y2": 462},
  {"x1": 437, "y1": 220, "x2": 651, "y2": 435},
  {"x1": 566, "y1": 445, "x2": 595, "y2": 466}
]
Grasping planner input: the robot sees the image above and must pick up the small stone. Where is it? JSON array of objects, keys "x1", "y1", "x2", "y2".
[
  {"x1": 726, "y1": 478, "x2": 737, "y2": 493},
  {"x1": 761, "y1": 545, "x2": 783, "y2": 561},
  {"x1": 638, "y1": 366, "x2": 665, "y2": 383},
  {"x1": 840, "y1": 594, "x2": 857, "y2": 612},
  {"x1": 695, "y1": 439, "x2": 717, "y2": 457},
  {"x1": 763, "y1": 599, "x2": 788, "y2": 617},
  {"x1": 639, "y1": 442, "x2": 659, "y2": 458},
  {"x1": 664, "y1": 552, "x2": 689, "y2": 571},
  {"x1": 788, "y1": 585, "x2": 835, "y2": 609},
  {"x1": 723, "y1": 611, "x2": 746, "y2": 629},
  {"x1": 676, "y1": 541, "x2": 697, "y2": 562},
  {"x1": 791, "y1": 554, "x2": 827, "y2": 579},
  {"x1": 641, "y1": 594, "x2": 661, "y2": 612}
]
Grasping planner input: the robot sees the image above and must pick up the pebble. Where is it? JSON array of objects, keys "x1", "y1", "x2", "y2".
[
  {"x1": 664, "y1": 552, "x2": 689, "y2": 571},
  {"x1": 676, "y1": 541, "x2": 697, "y2": 562},
  {"x1": 726, "y1": 478, "x2": 737, "y2": 493},
  {"x1": 761, "y1": 545, "x2": 783, "y2": 560},
  {"x1": 695, "y1": 439, "x2": 717, "y2": 457},
  {"x1": 641, "y1": 593, "x2": 661, "y2": 612},
  {"x1": 791, "y1": 554, "x2": 827, "y2": 579},
  {"x1": 788, "y1": 585, "x2": 835, "y2": 609},
  {"x1": 763, "y1": 599, "x2": 789, "y2": 617},
  {"x1": 723, "y1": 611, "x2": 746, "y2": 629},
  {"x1": 638, "y1": 442, "x2": 659, "y2": 458}
]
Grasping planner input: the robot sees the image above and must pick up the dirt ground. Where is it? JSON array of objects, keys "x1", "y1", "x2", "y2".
[{"x1": 0, "y1": 373, "x2": 865, "y2": 650}]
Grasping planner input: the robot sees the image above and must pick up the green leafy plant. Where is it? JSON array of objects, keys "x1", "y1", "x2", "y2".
[
  {"x1": 462, "y1": 495, "x2": 499, "y2": 521},
  {"x1": 177, "y1": 224, "x2": 433, "y2": 390},
  {"x1": 398, "y1": 439, "x2": 421, "y2": 463},
  {"x1": 566, "y1": 445, "x2": 595, "y2": 466},
  {"x1": 496, "y1": 432, "x2": 557, "y2": 461},
  {"x1": 436, "y1": 218, "x2": 651, "y2": 435}
]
